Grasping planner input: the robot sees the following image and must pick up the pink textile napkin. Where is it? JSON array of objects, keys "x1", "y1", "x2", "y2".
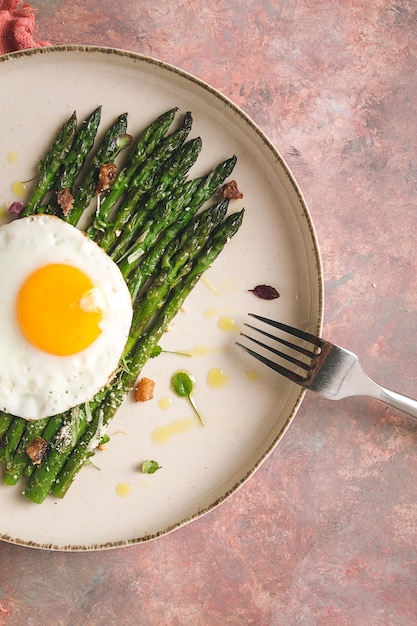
[{"x1": 0, "y1": 0, "x2": 50, "y2": 54}]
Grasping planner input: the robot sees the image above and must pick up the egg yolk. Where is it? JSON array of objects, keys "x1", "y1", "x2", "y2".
[{"x1": 16, "y1": 263, "x2": 104, "y2": 356}]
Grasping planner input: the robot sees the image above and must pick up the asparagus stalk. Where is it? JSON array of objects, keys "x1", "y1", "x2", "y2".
[
  {"x1": 2, "y1": 417, "x2": 49, "y2": 485},
  {"x1": 21, "y1": 386, "x2": 110, "y2": 500},
  {"x1": 1, "y1": 413, "x2": 65, "y2": 484},
  {"x1": 123, "y1": 177, "x2": 204, "y2": 298},
  {"x1": 85, "y1": 107, "x2": 179, "y2": 238},
  {"x1": 95, "y1": 112, "x2": 194, "y2": 251},
  {"x1": 66, "y1": 112, "x2": 131, "y2": 227},
  {"x1": 0, "y1": 413, "x2": 13, "y2": 440},
  {"x1": 0, "y1": 417, "x2": 27, "y2": 465},
  {"x1": 120, "y1": 156, "x2": 238, "y2": 295},
  {"x1": 108, "y1": 136, "x2": 203, "y2": 262},
  {"x1": 124, "y1": 200, "x2": 230, "y2": 345},
  {"x1": 41, "y1": 107, "x2": 102, "y2": 216},
  {"x1": 20, "y1": 112, "x2": 78, "y2": 217},
  {"x1": 52, "y1": 106, "x2": 102, "y2": 208},
  {"x1": 24, "y1": 414, "x2": 66, "y2": 478}
]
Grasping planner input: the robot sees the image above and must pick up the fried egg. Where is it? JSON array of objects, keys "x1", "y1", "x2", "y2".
[{"x1": 0, "y1": 215, "x2": 133, "y2": 420}]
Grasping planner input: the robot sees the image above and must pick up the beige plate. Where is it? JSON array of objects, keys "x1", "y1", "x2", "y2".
[{"x1": 0, "y1": 46, "x2": 323, "y2": 551}]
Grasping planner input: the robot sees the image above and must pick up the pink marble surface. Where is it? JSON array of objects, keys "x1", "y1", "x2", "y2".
[{"x1": 1, "y1": 1, "x2": 417, "y2": 624}]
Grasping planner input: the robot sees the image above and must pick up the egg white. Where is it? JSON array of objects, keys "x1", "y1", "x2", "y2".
[{"x1": 0, "y1": 215, "x2": 133, "y2": 420}]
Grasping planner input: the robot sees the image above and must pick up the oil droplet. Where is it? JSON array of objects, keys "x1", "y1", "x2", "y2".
[
  {"x1": 186, "y1": 345, "x2": 220, "y2": 357},
  {"x1": 201, "y1": 275, "x2": 222, "y2": 296},
  {"x1": 158, "y1": 397, "x2": 172, "y2": 410},
  {"x1": 11, "y1": 180, "x2": 26, "y2": 199},
  {"x1": 246, "y1": 370, "x2": 260, "y2": 382},
  {"x1": 218, "y1": 316, "x2": 240, "y2": 332},
  {"x1": 152, "y1": 417, "x2": 196, "y2": 444},
  {"x1": 116, "y1": 482, "x2": 132, "y2": 497},
  {"x1": 207, "y1": 367, "x2": 229, "y2": 389},
  {"x1": 7, "y1": 151, "x2": 19, "y2": 164},
  {"x1": 204, "y1": 308, "x2": 220, "y2": 319}
]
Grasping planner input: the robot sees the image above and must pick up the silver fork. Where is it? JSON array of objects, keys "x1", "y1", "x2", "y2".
[{"x1": 236, "y1": 314, "x2": 417, "y2": 419}]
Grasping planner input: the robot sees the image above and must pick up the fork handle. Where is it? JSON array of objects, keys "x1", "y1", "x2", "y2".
[{"x1": 374, "y1": 385, "x2": 417, "y2": 419}]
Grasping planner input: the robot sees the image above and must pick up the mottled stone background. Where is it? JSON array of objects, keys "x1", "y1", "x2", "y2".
[{"x1": 1, "y1": 1, "x2": 417, "y2": 624}]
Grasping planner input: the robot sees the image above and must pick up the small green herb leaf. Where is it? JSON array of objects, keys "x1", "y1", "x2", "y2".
[
  {"x1": 171, "y1": 371, "x2": 205, "y2": 426},
  {"x1": 150, "y1": 345, "x2": 163, "y2": 358},
  {"x1": 141, "y1": 460, "x2": 162, "y2": 474},
  {"x1": 150, "y1": 345, "x2": 191, "y2": 359},
  {"x1": 172, "y1": 371, "x2": 194, "y2": 397},
  {"x1": 86, "y1": 459, "x2": 101, "y2": 471}
]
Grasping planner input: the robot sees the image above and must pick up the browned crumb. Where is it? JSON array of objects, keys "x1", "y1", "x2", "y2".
[
  {"x1": 26, "y1": 437, "x2": 49, "y2": 465},
  {"x1": 221, "y1": 180, "x2": 243, "y2": 200},
  {"x1": 96, "y1": 163, "x2": 118, "y2": 194},
  {"x1": 134, "y1": 377, "x2": 155, "y2": 402},
  {"x1": 56, "y1": 188, "x2": 74, "y2": 216}
]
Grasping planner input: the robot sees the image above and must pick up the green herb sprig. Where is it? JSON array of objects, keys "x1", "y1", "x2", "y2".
[{"x1": 171, "y1": 371, "x2": 205, "y2": 426}]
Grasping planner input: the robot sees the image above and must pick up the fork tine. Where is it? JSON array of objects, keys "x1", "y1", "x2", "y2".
[
  {"x1": 244, "y1": 322, "x2": 317, "y2": 359},
  {"x1": 239, "y1": 332, "x2": 315, "y2": 371},
  {"x1": 248, "y1": 314, "x2": 324, "y2": 349},
  {"x1": 235, "y1": 341, "x2": 308, "y2": 385}
]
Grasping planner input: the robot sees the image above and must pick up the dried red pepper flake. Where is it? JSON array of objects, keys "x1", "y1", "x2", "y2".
[
  {"x1": 8, "y1": 201, "x2": 24, "y2": 216},
  {"x1": 249, "y1": 284, "x2": 280, "y2": 300}
]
